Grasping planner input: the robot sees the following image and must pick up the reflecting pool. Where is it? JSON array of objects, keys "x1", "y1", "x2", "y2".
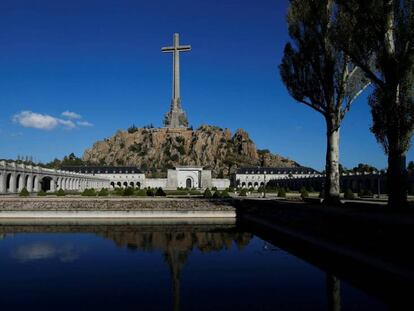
[{"x1": 0, "y1": 219, "x2": 388, "y2": 310}]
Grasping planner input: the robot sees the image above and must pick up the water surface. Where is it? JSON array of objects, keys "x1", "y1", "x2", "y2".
[{"x1": 0, "y1": 220, "x2": 388, "y2": 310}]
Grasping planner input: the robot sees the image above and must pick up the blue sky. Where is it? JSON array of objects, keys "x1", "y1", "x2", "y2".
[{"x1": 0, "y1": 0, "x2": 409, "y2": 170}]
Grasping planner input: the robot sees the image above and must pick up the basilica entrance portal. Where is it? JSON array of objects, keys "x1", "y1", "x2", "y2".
[{"x1": 186, "y1": 178, "x2": 192, "y2": 189}]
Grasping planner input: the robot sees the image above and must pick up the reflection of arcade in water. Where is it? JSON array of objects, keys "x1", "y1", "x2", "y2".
[{"x1": 0, "y1": 220, "x2": 252, "y2": 311}]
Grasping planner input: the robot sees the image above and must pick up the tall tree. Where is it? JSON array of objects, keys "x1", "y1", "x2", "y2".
[
  {"x1": 279, "y1": 0, "x2": 369, "y2": 204},
  {"x1": 336, "y1": 0, "x2": 414, "y2": 208}
]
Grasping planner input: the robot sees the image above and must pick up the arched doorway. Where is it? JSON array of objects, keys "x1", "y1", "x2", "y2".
[
  {"x1": 40, "y1": 177, "x2": 52, "y2": 192},
  {"x1": 129, "y1": 182, "x2": 135, "y2": 188},
  {"x1": 110, "y1": 182, "x2": 115, "y2": 189},
  {"x1": 136, "y1": 182, "x2": 141, "y2": 189},
  {"x1": 186, "y1": 178, "x2": 192, "y2": 189}
]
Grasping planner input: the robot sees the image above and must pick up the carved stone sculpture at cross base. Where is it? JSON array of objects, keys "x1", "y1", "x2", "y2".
[
  {"x1": 162, "y1": 33, "x2": 191, "y2": 128},
  {"x1": 164, "y1": 98, "x2": 188, "y2": 128}
]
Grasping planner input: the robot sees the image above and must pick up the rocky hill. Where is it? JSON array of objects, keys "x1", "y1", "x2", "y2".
[{"x1": 83, "y1": 125, "x2": 299, "y2": 177}]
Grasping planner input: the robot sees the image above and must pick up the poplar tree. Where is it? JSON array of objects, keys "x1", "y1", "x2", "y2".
[
  {"x1": 279, "y1": 0, "x2": 369, "y2": 204},
  {"x1": 336, "y1": 0, "x2": 414, "y2": 208}
]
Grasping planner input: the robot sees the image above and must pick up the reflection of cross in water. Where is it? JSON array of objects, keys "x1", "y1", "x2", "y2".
[{"x1": 164, "y1": 237, "x2": 189, "y2": 311}]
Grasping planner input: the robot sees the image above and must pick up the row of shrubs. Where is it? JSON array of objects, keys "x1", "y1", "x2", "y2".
[
  {"x1": 18, "y1": 186, "x2": 374, "y2": 200},
  {"x1": 202, "y1": 188, "x2": 231, "y2": 199}
]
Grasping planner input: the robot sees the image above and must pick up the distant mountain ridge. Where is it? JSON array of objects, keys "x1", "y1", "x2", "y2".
[{"x1": 82, "y1": 125, "x2": 299, "y2": 177}]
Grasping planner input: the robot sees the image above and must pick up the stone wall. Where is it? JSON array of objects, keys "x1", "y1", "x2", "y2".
[
  {"x1": 212, "y1": 178, "x2": 230, "y2": 190},
  {"x1": 0, "y1": 197, "x2": 235, "y2": 211}
]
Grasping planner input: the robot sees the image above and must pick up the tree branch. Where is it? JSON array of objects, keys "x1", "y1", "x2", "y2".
[
  {"x1": 298, "y1": 98, "x2": 325, "y2": 115},
  {"x1": 340, "y1": 81, "x2": 371, "y2": 120}
]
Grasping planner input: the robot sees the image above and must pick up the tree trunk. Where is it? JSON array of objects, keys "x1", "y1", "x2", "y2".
[
  {"x1": 326, "y1": 274, "x2": 341, "y2": 311},
  {"x1": 387, "y1": 147, "x2": 408, "y2": 209},
  {"x1": 324, "y1": 117, "x2": 341, "y2": 205}
]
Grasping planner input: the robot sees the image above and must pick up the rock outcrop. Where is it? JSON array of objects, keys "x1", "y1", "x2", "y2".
[{"x1": 83, "y1": 125, "x2": 299, "y2": 177}]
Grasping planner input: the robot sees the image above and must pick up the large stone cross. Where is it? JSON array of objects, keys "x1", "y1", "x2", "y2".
[
  {"x1": 162, "y1": 33, "x2": 191, "y2": 128},
  {"x1": 162, "y1": 33, "x2": 191, "y2": 101}
]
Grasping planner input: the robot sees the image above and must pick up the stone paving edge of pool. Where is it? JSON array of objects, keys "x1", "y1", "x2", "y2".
[{"x1": 0, "y1": 197, "x2": 236, "y2": 218}]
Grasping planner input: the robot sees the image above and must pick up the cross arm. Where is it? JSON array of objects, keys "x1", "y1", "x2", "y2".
[
  {"x1": 161, "y1": 45, "x2": 191, "y2": 53},
  {"x1": 162, "y1": 46, "x2": 175, "y2": 52}
]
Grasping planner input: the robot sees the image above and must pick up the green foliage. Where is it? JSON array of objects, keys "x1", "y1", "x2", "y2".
[
  {"x1": 155, "y1": 188, "x2": 166, "y2": 196},
  {"x1": 300, "y1": 187, "x2": 309, "y2": 199},
  {"x1": 319, "y1": 189, "x2": 325, "y2": 199},
  {"x1": 175, "y1": 136, "x2": 185, "y2": 144},
  {"x1": 123, "y1": 187, "x2": 135, "y2": 196},
  {"x1": 239, "y1": 188, "x2": 248, "y2": 197},
  {"x1": 306, "y1": 186, "x2": 315, "y2": 192},
  {"x1": 170, "y1": 154, "x2": 179, "y2": 162},
  {"x1": 212, "y1": 191, "x2": 221, "y2": 199},
  {"x1": 221, "y1": 190, "x2": 231, "y2": 198},
  {"x1": 203, "y1": 188, "x2": 212, "y2": 198},
  {"x1": 351, "y1": 163, "x2": 378, "y2": 173},
  {"x1": 280, "y1": 0, "x2": 369, "y2": 203},
  {"x1": 359, "y1": 189, "x2": 373, "y2": 198},
  {"x1": 127, "y1": 124, "x2": 139, "y2": 133},
  {"x1": 113, "y1": 188, "x2": 124, "y2": 196},
  {"x1": 129, "y1": 143, "x2": 142, "y2": 153},
  {"x1": 56, "y1": 189, "x2": 66, "y2": 196},
  {"x1": 212, "y1": 187, "x2": 218, "y2": 191},
  {"x1": 146, "y1": 188, "x2": 155, "y2": 196},
  {"x1": 98, "y1": 188, "x2": 109, "y2": 196},
  {"x1": 175, "y1": 145, "x2": 185, "y2": 155},
  {"x1": 336, "y1": 0, "x2": 414, "y2": 207},
  {"x1": 188, "y1": 190, "x2": 201, "y2": 195},
  {"x1": 344, "y1": 189, "x2": 355, "y2": 200},
  {"x1": 135, "y1": 189, "x2": 147, "y2": 196},
  {"x1": 37, "y1": 190, "x2": 47, "y2": 196},
  {"x1": 19, "y1": 187, "x2": 30, "y2": 197},
  {"x1": 278, "y1": 188, "x2": 286, "y2": 198},
  {"x1": 82, "y1": 188, "x2": 96, "y2": 197}
]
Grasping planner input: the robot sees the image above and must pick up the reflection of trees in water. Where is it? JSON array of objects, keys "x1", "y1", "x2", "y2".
[
  {"x1": 99, "y1": 228, "x2": 252, "y2": 254},
  {"x1": 327, "y1": 274, "x2": 341, "y2": 311}
]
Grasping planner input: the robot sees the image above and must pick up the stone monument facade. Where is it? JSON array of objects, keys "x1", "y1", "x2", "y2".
[{"x1": 162, "y1": 33, "x2": 191, "y2": 128}]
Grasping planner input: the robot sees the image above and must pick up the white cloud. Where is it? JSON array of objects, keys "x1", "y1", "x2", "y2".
[
  {"x1": 58, "y1": 119, "x2": 76, "y2": 129},
  {"x1": 77, "y1": 120, "x2": 93, "y2": 127},
  {"x1": 61, "y1": 111, "x2": 82, "y2": 119},
  {"x1": 11, "y1": 242, "x2": 84, "y2": 263},
  {"x1": 13, "y1": 110, "x2": 93, "y2": 130},
  {"x1": 13, "y1": 111, "x2": 59, "y2": 130}
]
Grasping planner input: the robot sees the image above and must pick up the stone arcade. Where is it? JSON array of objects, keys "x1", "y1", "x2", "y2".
[
  {"x1": 63, "y1": 165, "x2": 230, "y2": 191},
  {"x1": 0, "y1": 160, "x2": 108, "y2": 194}
]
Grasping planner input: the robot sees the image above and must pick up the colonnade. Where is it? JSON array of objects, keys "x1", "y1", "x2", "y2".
[{"x1": 0, "y1": 161, "x2": 109, "y2": 194}]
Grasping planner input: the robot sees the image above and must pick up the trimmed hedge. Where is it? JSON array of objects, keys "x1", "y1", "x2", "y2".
[
  {"x1": 37, "y1": 190, "x2": 47, "y2": 196},
  {"x1": 82, "y1": 188, "x2": 96, "y2": 197},
  {"x1": 155, "y1": 188, "x2": 167, "y2": 196},
  {"x1": 56, "y1": 189, "x2": 66, "y2": 196},
  {"x1": 19, "y1": 187, "x2": 30, "y2": 197},
  {"x1": 98, "y1": 188, "x2": 109, "y2": 196}
]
